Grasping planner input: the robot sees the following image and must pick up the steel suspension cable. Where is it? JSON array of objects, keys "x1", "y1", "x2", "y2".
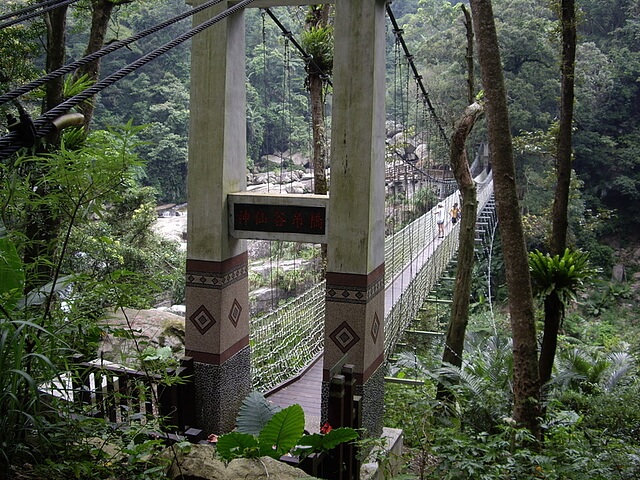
[
  {"x1": 0, "y1": 0, "x2": 80, "y2": 30},
  {"x1": 0, "y1": 0, "x2": 67, "y2": 23},
  {"x1": 386, "y1": 4, "x2": 449, "y2": 147},
  {"x1": 0, "y1": 0, "x2": 257, "y2": 158},
  {"x1": 0, "y1": 0, "x2": 226, "y2": 106}
]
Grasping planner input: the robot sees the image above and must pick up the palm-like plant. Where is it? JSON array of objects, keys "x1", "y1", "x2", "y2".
[
  {"x1": 529, "y1": 248, "x2": 594, "y2": 308},
  {"x1": 390, "y1": 333, "x2": 515, "y2": 433},
  {"x1": 529, "y1": 248, "x2": 596, "y2": 385},
  {"x1": 438, "y1": 333, "x2": 514, "y2": 432},
  {"x1": 553, "y1": 345, "x2": 636, "y2": 394}
]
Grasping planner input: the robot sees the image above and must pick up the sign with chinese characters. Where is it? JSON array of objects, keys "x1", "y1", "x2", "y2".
[{"x1": 228, "y1": 193, "x2": 329, "y2": 243}]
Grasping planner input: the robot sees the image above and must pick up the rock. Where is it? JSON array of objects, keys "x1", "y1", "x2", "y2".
[
  {"x1": 286, "y1": 182, "x2": 306, "y2": 194},
  {"x1": 248, "y1": 240, "x2": 272, "y2": 259},
  {"x1": 386, "y1": 120, "x2": 404, "y2": 138},
  {"x1": 415, "y1": 143, "x2": 430, "y2": 161},
  {"x1": 153, "y1": 213, "x2": 188, "y2": 249},
  {"x1": 99, "y1": 308, "x2": 185, "y2": 365},
  {"x1": 164, "y1": 445, "x2": 318, "y2": 480},
  {"x1": 612, "y1": 264, "x2": 625, "y2": 282},
  {"x1": 167, "y1": 304, "x2": 186, "y2": 316},
  {"x1": 289, "y1": 152, "x2": 309, "y2": 167}
]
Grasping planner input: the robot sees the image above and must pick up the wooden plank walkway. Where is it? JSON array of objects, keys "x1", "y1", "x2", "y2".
[{"x1": 266, "y1": 355, "x2": 324, "y2": 433}]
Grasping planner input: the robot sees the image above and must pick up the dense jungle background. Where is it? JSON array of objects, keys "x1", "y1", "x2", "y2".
[{"x1": 1, "y1": 0, "x2": 639, "y2": 478}]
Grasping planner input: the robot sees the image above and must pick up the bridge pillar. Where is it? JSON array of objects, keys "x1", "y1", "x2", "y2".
[
  {"x1": 324, "y1": 0, "x2": 387, "y2": 436},
  {"x1": 184, "y1": 1, "x2": 251, "y2": 435}
]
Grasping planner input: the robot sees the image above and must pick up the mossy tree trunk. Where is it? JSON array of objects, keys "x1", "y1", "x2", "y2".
[
  {"x1": 469, "y1": 0, "x2": 542, "y2": 442},
  {"x1": 539, "y1": 0, "x2": 577, "y2": 387},
  {"x1": 438, "y1": 102, "x2": 482, "y2": 400}
]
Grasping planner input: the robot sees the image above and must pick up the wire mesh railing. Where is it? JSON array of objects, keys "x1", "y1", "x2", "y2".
[
  {"x1": 250, "y1": 281, "x2": 325, "y2": 392},
  {"x1": 251, "y1": 175, "x2": 494, "y2": 392}
]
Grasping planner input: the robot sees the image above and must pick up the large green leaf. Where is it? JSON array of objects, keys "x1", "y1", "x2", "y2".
[
  {"x1": 216, "y1": 432, "x2": 260, "y2": 461},
  {"x1": 0, "y1": 225, "x2": 24, "y2": 314},
  {"x1": 258, "y1": 403, "x2": 305, "y2": 458},
  {"x1": 296, "y1": 427, "x2": 359, "y2": 456},
  {"x1": 236, "y1": 390, "x2": 281, "y2": 436}
]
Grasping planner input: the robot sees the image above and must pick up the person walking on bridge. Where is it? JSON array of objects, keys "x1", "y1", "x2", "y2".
[
  {"x1": 435, "y1": 203, "x2": 445, "y2": 238},
  {"x1": 450, "y1": 202, "x2": 461, "y2": 225}
]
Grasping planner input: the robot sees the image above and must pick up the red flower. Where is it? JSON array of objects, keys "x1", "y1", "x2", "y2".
[{"x1": 320, "y1": 422, "x2": 332, "y2": 434}]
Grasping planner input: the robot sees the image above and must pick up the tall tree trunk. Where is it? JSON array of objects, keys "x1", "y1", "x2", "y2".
[
  {"x1": 309, "y1": 73, "x2": 328, "y2": 195},
  {"x1": 469, "y1": 0, "x2": 541, "y2": 442},
  {"x1": 306, "y1": 5, "x2": 330, "y2": 196},
  {"x1": 43, "y1": 5, "x2": 67, "y2": 114},
  {"x1": 539, "y1": 0, "x2": 577, "y2": 387},
  {"x1": 305, "y1": 5, "x2": 331, "y2": 267},
  {"x1": 438, "y1": 10, "x2": 481, "y2": 402},
  {"x1": 438, "y1": 102, "x2": 482, "y2": 400},
  {"x1": 462, "y1": 5, "x2": 475, "y2": 105},
  {"x1": 539, "y1": 291, "x2": 563, "y2": 384},
  {"x1": 550, "y1": 0, "x2": 576, "y2": 256},
  {"x1": 74, "y1": 0, "x2": 132, "y2": 129},
  {"x1": 22, "y1": 3, "x2": 69, "y2": 292}
]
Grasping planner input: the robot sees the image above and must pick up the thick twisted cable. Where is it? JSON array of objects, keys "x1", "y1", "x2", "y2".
[
  {"x1": 0, "y1": 0, "x2": 80, "y2": 30},
  {"x1": 0, "y1": 0, "x2": 225, "y2": 106},
  {"x1": 0, "y1": 0, "x2": 256, "y2": 157},
  {"x1": 0, "y1": 0, "x2": 68, "y2": 23}
]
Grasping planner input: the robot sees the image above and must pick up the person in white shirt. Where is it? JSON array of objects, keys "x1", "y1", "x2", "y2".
[{"x1": 435, "y1": 203, "x2": 445, "y2": 238}]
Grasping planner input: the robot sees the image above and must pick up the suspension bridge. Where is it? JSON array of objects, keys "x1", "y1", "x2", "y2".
[
  {"x1": 262, "y1": 170, "x2": 495, "y2": 426},
  {"x1": 0, "y1": 0, "x2": 499, "y2": 442}
]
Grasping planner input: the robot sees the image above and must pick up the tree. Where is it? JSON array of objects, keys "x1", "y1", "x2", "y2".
[
  {"x1": 302, "y1": 5, "x2": 333, "y2": 268},
  {"x1": 73, "y1": 0, "x2": 135, "y2": 129},
  {"x1": 550, "y1": 0, "x2": 577, "y2": 256},
  {"x1": 469, "y1": 0, "x2": 542, "y2": 441},
  {"x1": 530, "y1": 248, "x2": 595, "y2": 386},
  {"x1": 439, "y1": 5, "x2": 483, "y2": 398},
  {"x1": 538, "y1": 0, "x2": 577, "y2": 387},
  {"x1": 440, "y1": 101, "x2": 482, "y2": 383},
  {"x1": 302, "y1": 5, "x2": 332, "y2": 197}
]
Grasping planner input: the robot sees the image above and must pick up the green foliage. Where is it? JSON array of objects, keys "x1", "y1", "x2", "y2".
[
  {"x1": 31, "y1": 416, "x2": 182, "y2": 479},
  {"x1": 217, "y1": 391, "x2": 358, "y2": 464},
  {"x1": 0, "y1": 223, "x2": 24, "y2": 313},
  {"x1": 0, "y1": 118, "x2": 190, "y2": 475},
  {"x1": 236, "y1": 390, "x2": 282, "y2": 436},
  {"x1": 0, "y1": 16, "x2": 43, "y2": 94},
  {"x1": 216, "y1": 431, "x2": 262, "y2": 461},
  {"x1": 301, "y1": 25, "x2": 334, "y2": 75},
  {"x1": 553, "y1": 344, "x2": 636, "y2": 394},
  {"x1": 529, "y1": 248, "x2": 595, "y2": 305},
  {"x1": 217, "y1": 404, "x2": 305, "y2": 461},
  {"x1": 295, "y1": 428, "x2": 359, "y2": 459},
  {"x1": 0, "y1": 319, "x2": 60, "y2": 466},
  {"x1": 412, "y1": 187, "x2": 438, "y2": 218}
]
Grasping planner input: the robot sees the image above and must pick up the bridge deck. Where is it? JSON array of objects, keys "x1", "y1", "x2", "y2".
[
  {"x1": 265, "y1": 232, "x2": 449, "y2": 430},
  {"x1": 265, "y1": 355, "x2": 324, "y2": 433}
]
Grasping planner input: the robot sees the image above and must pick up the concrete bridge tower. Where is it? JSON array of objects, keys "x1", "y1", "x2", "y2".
[{"x1": 185, "y1": 0, "x2": 387, "y2": 436}]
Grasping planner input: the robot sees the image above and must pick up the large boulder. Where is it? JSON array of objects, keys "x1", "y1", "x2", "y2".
[
  {"x1": 99, "y1": 308, "x2": 185, "y2": 365},
  {"x1": 164, "y1": 445, "x2": 318, "y2": 480}
]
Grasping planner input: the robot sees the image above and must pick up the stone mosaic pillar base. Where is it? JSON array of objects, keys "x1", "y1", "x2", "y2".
[
  {"x1": 185, "y1": 255, "x2": 251, "y2": 434},
  {"x1": 193, "y1": 347, "x2": 251, "y2": 435}
]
